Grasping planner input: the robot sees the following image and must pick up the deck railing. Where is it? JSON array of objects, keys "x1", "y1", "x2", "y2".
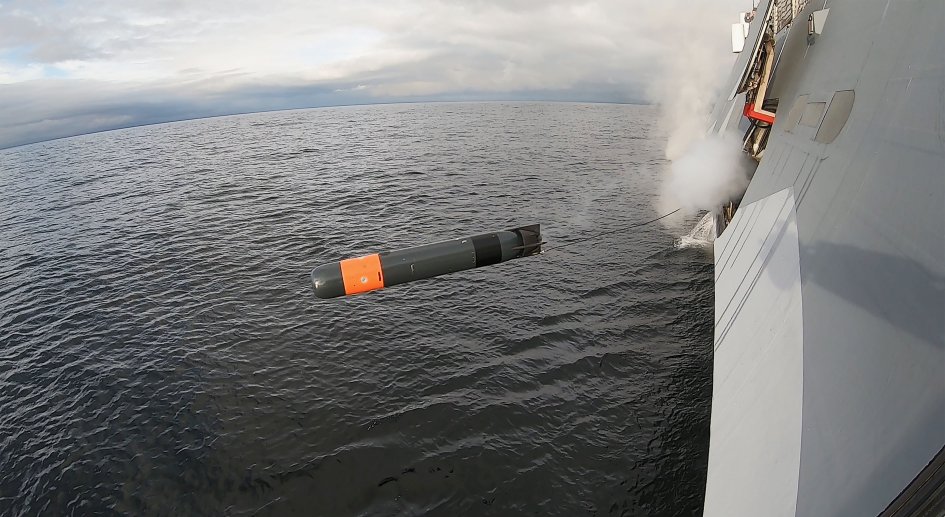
[{"x1": 770, "y1": 0, "x2": 812, "y2": 33}]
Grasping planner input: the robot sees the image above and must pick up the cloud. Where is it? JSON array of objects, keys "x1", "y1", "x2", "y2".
[{"x1": 0, "y1": 0, "x2": 748, "y2": 148}]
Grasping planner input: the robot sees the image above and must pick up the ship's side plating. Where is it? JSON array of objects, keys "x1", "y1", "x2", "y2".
[{"x1": 704, "y1": 1, "x2": 944, "y2": 516}]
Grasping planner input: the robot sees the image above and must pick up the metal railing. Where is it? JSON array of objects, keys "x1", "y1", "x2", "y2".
[{"x1": 770, "y1": 0, "x2": 812, "y2": 33}]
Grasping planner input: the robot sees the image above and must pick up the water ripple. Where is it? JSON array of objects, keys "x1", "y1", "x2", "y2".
[{"x1": 0, "y1": 102, "x2": 712, "y2": 516}]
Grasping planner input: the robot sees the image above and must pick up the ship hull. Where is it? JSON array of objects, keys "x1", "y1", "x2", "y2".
[{"x1": 704, "y1": 0, "x2": 945, "y2": 515}]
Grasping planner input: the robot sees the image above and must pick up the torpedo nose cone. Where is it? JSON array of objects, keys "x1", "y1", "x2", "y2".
[{"x1": 311, "y1": 263, "x2": 346, "y2": 299}]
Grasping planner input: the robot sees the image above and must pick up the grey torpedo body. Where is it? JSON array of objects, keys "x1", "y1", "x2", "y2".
[{"x1": 310, "y1": 225, "x2": 542, "y2": 299}]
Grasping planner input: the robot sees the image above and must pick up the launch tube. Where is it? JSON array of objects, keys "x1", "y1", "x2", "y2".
[{"x1": 310, "y1": 224, "x2": 542, "y2": 299}]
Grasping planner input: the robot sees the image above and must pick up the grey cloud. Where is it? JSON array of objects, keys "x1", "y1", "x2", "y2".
[
  {"x1": 0, "y1": 0, "x2": 748, "y2": 148},
  {"x1": 0, "y1": 9, "x2": 100, "y2": 61},
  {"x1": 0, "y1": 70, "x2": 646, "y2": 149},
  {"x1": 0, "y1": 77, "x2": 379, "y2": 149},
  {"x1": 1, "y1": 0, "x2": 220, "y2": 62}
]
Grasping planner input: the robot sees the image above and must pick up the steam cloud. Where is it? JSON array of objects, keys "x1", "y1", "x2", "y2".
[
  {"x1": 646, "y1": 2, "x2": 753, "y2": 217},
  {"x1": 665, "y1": 133, "x2": 752, "y2": 212}
]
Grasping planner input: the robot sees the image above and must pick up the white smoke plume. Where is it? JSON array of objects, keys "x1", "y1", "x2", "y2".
[
  {"x1": 666, "y1": 132, "x2": 752, "y2": 212},
  {"x1": 645, "y1": 1, "x2": 753, "y2": 218}
]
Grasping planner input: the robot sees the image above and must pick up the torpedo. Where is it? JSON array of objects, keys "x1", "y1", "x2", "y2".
[{"x1": 310, "y1": 224, "x2": 542, "y2": 299}]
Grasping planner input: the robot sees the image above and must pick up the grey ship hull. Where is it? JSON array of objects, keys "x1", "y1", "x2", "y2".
[{"x1": 703, "y1": 0, "x2": 944, "y2": 515}]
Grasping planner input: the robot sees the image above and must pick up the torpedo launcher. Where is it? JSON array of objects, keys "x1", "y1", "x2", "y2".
[{"x1": 310, "y1": 224, "x2": 542, "y2": 299}]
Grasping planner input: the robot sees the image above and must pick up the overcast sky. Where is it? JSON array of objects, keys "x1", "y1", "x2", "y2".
[{"x1": 0, "y1": 0, "x2": 748, "y2": 149}]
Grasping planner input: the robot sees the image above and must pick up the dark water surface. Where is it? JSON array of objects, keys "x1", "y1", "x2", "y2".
[{"x1": 0, "y1": 102, "x2": 713, "y2": 516}]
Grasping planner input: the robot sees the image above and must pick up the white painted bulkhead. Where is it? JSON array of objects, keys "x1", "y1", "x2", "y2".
[{"x1": 704, "y1": 187, "x2": 804, "y2": 517}]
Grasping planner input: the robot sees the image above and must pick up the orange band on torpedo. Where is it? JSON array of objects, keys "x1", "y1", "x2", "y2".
[{"x1": 339, "y1": 254, "x2": 385, "y2": 295}]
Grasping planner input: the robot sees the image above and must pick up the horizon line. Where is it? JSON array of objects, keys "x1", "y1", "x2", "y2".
[{"x1": 0, "y1": 98, "x2": 652, "y2": 152}]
